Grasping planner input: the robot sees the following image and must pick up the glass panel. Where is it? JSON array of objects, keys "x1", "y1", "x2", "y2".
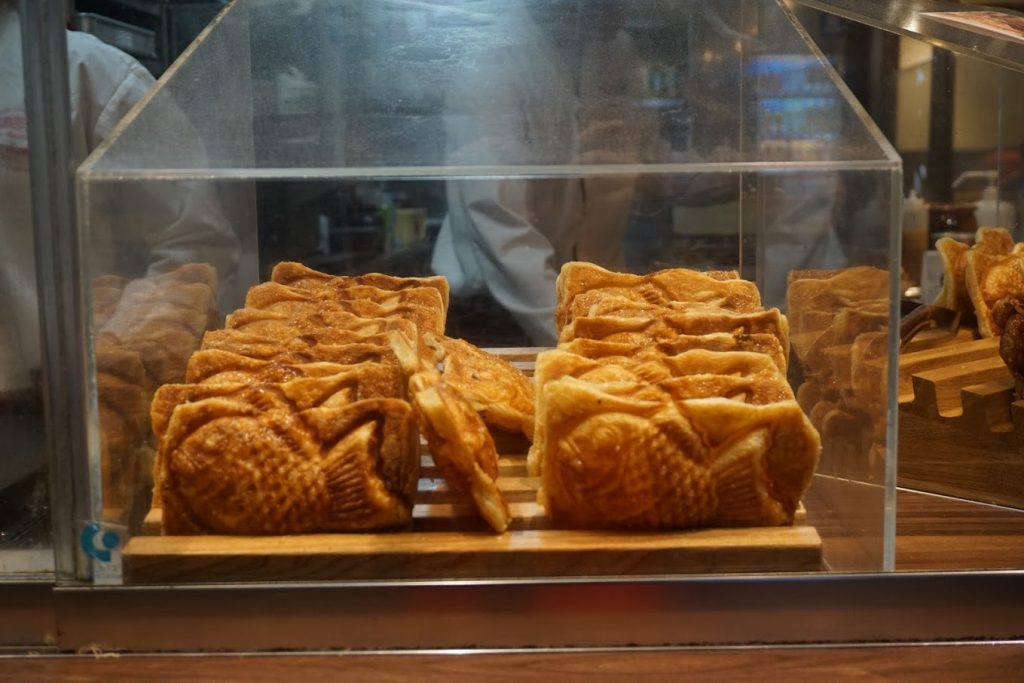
[
  {"x1": 79, "y1": 0, "x2": 900, "y2": 584},
  {"x1": 84, "y1": 0, "x2": 895, "y2": 176},
  {"x1": 0, "y1": 3, "x2": 53, "y2": 578},
  {"x1": 798, "y1": 5, "x2": 1024, "y2": 573}
]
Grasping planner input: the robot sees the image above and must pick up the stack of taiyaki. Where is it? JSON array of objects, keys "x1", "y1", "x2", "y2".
[
  {"x1": 935, "y1": 227, "x2": 1024, "y2": 337},
  {"x1": 786, "y1": 267, "x2": 889, "y2": 465},
  {"x1": 152, "y1": 262, "x2": 534, "y2": 535},
  {"x1": 531, "y1": 262, "x2": 820, "y2": 529},
  {"x1": 93, "y1": 263, "x2": 219, "y2": 513}
]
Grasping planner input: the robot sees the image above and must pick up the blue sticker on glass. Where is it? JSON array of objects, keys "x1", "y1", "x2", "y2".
[{"x1": 80, "y1": 522, "x2": 120, "y2": 562}]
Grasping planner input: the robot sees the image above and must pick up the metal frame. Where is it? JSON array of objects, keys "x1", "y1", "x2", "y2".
[
  {"x1": 19, "y1": 0, "x2": 97, "y2": 583},
  {"x1": 49, "y1": 572, "x2": 1024, "y2": 651},
  {"x1": 0, "y1": 583, "x2": 56, "y2": 649}
]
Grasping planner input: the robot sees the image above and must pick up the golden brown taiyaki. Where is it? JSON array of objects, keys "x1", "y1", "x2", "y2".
[
  {"x1": 199, "y1": 328, "x2": 392, "y2": 361},
  {"x1": 247, "y1": 281, "x2": 444, "y2": 318},
  {"x1": 536, "y1": 376, "x2": 818, "y2": 529},
  {"x1": 559, "y1": 334, "x2": 788, "y2": 373},
  {"x1": 567, "y1": 286, "x2": 762, "y2": 327},
  {"x1": 422, "y1": 333, "x2": 534, "y2": 440},
  {"x1": 243, "y1": 281, "x2": 445, "y2": 335},
  {"x1": 190, "y1": 354, "x2": 405, "y2": 397},
  {"x1": 560, "y1": 308, "x2": 790, "y2": 358},
  {"x1": 151, "y1": 381, "x2": 419, "y2": 534},
  {"x1": 555, "y1": 261, "x2": 760, "y2": 331},
  {"x1": 932, "y1": 228, "x2": 1012, "y2": 314},
  {"x1": 529, "y1": 347, "x2": 795, "y2": 477},
  {"x1": 409, "y1": 368, "x2": 509, "y2": 533},
  {"x1": 536, "y1": 377, "x2": 718, "y2": 529},
  {"x1": 222, "y1": 309, "x2": 399, "y2": 337},
  {"x1": 679, "y1": 397, "x2": 819, "y2": 525},
  {"x1": 270, "y1": 261, "x2": 450, "y2": 314}
]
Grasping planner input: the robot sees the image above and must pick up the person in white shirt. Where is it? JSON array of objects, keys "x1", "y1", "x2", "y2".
[{"x1": 0, "y1": 1, "x2": 238, "y2": 394}]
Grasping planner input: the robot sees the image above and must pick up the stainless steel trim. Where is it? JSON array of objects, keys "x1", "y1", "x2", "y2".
[
  {"x1": 53, "y1": 572, "x2": 1024, "y2": 652},
  {"x1": 20, "y1": 0, "x2": 96, "y2": 582}
]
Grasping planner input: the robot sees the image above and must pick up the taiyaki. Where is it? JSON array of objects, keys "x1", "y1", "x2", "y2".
[
  {"x1": 152, "y1": 381, "x2": 419, "y2": 534},
  {"x1": 555, "y1": 261, "x2": 760, "y2": 331},
  {"x1": 536, "y1": 377, "x2": 717, "y2": 529},
  {"x1": 559, "y1": 334, "x2": 788, "y2": 373},
  {"x1": 270, "y1": 261, "x2": 450, "y2": 314},
  {"x1": 422, "y1": 333, "x2": 534, "y2": 440},
  {"x1": 560, "y1": 308, "x2": 790, "y2": 358},
  {"x1": 409, "y1": 369, "x2": 509, "y2": 533}
]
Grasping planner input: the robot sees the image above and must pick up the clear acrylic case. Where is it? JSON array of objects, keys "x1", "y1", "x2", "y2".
[{"x1": 76, "y1": 0, "x2": 901, "y2": 583}]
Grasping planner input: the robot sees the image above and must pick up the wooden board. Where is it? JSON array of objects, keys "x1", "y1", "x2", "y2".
[
  {"x1": 123, "y1": 348, "x2": 822, "y2": 584},
  {"x1": 897, "y1": 335, "x2": 1024, "y2": 508}
]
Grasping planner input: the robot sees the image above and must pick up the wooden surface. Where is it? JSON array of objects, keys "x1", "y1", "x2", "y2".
[
  {"x1": 896, "y1": 487, "x2": 1024, "y2": 571},
  {"x1": 897, "y1": 335, "x2": 1024, "y2": 508},
  {"x1": 4, "y1": 644, "x2": 1023, "y2": 682},
  {"x1": 125, "y1": 347, "x2": 821, "y2": 583}
]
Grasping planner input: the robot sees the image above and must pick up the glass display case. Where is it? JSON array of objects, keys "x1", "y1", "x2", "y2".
[
  {"x1": 10, "y1": 0, "x2": 1024, "y2": 657},
  {"x1": 792, "y1": 0, "x2": 1024, "y2": 574},
  {"x1": 73, "y1": 0, "x2": 901, "y2": 586}
]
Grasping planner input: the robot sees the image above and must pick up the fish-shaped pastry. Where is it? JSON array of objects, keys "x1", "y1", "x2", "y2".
[
  {"x1": 559, "y1": 307, "x2": 790, "y2": 358},
  {"x1": 536, "y1": 377, "x2": 819, "y2": 528},
  {"x1": 559, "y1": 334, "x2": 788, "y2": 373},
  {"x1": 270, "y1": 261, "x2": 450, "y2": 314},
  {"x1": 151, "y1": 380, "x2": 419, "y2": 534},
  {"x1": 421, "y1": 333, "x2": 534, "y2": 440},
  {"x1": 529, "y1": 348, "x2": 794, "y2": 477},
  {"x1": 555, "y1": 261, "x2": 760, "y2": 331},
  {"x1": 243, "y1": 281, "x2": 446, "y2": 335},
  {"x1": 536, "y1": 377, "x2": 717, "y2": 529},
  {"x1": 409, "y1": 367, "x2": 510, "y2": 533}
]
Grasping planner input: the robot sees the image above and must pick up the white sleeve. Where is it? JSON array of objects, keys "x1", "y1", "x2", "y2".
[{"x1": 444, "y1": 179, "x2": 565, "y2": 346}]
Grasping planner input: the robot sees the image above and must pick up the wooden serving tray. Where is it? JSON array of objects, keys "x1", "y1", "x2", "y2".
[
  {"x1": 898, "y1": 335, "x2": 1024, "y2": 509},
  {"x1": 122, "y1": 348, "x2": 822, "y2": 584}
]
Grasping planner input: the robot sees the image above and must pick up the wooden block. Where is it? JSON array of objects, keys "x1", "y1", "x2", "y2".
[
  {"x1": 420, "y1": 456, "x2": 529, "y2": 479},
  {"x1": 417, "y1": 476, "x2": 539, "y2": 504},
  {"x1": 959, "y1": 378, "x2": 1015, "y2": 431},
  {"x1": 122, "y1": 525, "x2": 822, "y2": 584},
  {"x1": 909, "y1": 356, "x2": 1009, "y2": 418},
  {"x1": 413, "y1": 501, "x2": 548, "y2": 532},
  {"x1": 898, "y1": 337, "x2": 999, "y2": 404},
  {"x1": 898, "y1": 411, "x2": 1024, "y2": 509}
]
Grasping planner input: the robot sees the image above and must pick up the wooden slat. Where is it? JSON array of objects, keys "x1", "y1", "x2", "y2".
[
  {"x1": 122, "y1": 525, "x2": 822, "y2": 583},
  {"x1": 909, "y1": 356, "x2": 1010, "y2": 418},
  {"x1": 898, "y1": 337, "x2": 999, "y2": 404},
  {"x1": 142, "y1": 502, "x2": 808, "y2": 536},
  {"x1": 420, "y1": 456, "x2": 529, "y2": 479},
  {"x1": 417, "y1": 477, "x2": 539, "y2": 504}
]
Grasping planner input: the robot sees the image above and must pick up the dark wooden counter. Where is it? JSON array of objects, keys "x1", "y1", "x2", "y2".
[{"x1": 3, "y1": 643, "x2": 1023, "y2": 681}]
